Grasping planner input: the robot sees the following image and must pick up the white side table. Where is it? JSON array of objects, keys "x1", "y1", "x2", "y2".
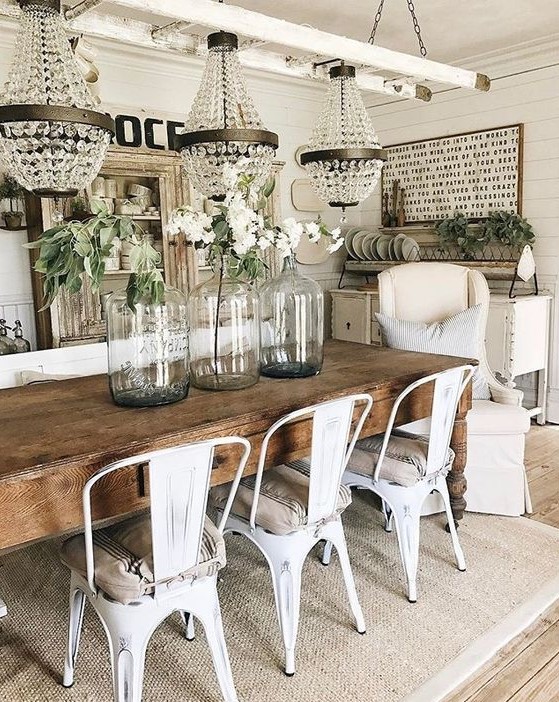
[{"x1": 485, "y1": 294, "x2": 552, "y2": 424}]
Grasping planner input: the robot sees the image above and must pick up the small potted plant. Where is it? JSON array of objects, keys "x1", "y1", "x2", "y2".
[{"x1": 0, "y1": 175, "x2": 25, "y2": 230}]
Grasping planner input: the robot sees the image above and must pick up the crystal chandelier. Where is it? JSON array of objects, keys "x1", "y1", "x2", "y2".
[
  {"x1": 301, "y1": 64, "x2": 387, "y2": 209},
  {"x1": 0, "y1": 0, "x2": 114, "y2": 198},
  {"x1": 176, "y1": 31, "x2": 279, "y2": 200}
]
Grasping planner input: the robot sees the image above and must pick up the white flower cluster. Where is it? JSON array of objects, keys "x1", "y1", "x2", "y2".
[
  {"x1": 165, "y1": 207, "x2": 215, "y2": 245},
  {"x1": 225, "y1": 190, "x2": 270, "y2": 256},
  {"x1": 166, "y1": 161, "x2": 345, "y2": 261},
  {"x1": 270, "y1": 218, "x2": 344, "y2": 258}
]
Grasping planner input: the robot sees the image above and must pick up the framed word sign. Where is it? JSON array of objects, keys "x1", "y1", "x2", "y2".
[{"x1": 382, "y1": 124, "x2": 523, "y2": 223}]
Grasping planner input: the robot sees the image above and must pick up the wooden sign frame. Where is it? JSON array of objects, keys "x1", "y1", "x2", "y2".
[{"x1": 381, "y1": 124, "x2": 524, "y2": 224}]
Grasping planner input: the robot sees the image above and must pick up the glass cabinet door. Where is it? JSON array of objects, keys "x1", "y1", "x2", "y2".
[{"x1": 26, "y1": 148, "x2": 195, "y2": 348}]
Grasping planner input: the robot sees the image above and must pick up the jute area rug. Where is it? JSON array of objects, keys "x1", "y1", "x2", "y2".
[{"x1": 1, "y1": 491, "x2": 559, "y2": 702}]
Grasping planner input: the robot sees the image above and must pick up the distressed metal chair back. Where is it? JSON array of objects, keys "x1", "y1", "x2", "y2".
[
  {"x1": 82, "y1": 437, "x2": 251, "y2": 597},
  {"x1": 372, "y1": 365, "x2": 475, "y2": 481},
  {"x1": 249, "y1": 394, "x2": 373, "y2": 531}
]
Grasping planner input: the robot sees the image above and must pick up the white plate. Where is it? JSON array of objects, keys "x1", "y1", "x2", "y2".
[
  {"x1": 344, "y1": 228, "x2": 362, "y2": 259},
  {"x1": 376, "y1": 234, "x2": 391, "y2": 261},
  {"x1": 402, "y1": 236, "x2": 420, "y2": 261},
  {"x1": 352, "y1": 231, "x2": 369, "y2": 260},
  {"x1": 393, "y1": 233, "x2": 407, "y2": 261},
  {"x1": 360, "y1": 232, "x2": 379, "y2": 261},
  {"x1": 366, "y1": 234, "x2": 382, "y2": 260},
  {"x1": 387, "y1": 237, "x2": 397, "y2": 260}
]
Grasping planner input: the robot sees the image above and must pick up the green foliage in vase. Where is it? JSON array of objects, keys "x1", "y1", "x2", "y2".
[
  {"x1": 25, "y1": 198, "x2": 163, "y2": 310},
  {"x1": 436, "y1": 211, "x2": 491, "y2": 260},
  {"x1": 0, "y1": 175, "x2": 25, "y2": 214},
  {"x1": 482, "y1": 210, "x2": 535, "y2": 249}
]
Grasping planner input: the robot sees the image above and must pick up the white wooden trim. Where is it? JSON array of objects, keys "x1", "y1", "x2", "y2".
[
  {"x1": 107, "y1": 0, "x2": 490, "y2": 90},
  {"x1": 0, "y1": 4, "x2": 429, "y2": 99},
  {"x1": 64, "y1": 0, "x2": 104, "y2": 21},
  {"x1": 0, "y1": 342, "x2": 107, "y2": 389},
  {"x1": 240, "y1": 49, "x2": 431, "y2": 101}
]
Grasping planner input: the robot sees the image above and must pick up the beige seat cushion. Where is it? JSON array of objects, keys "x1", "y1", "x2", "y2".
[
  {"x1": 347, "y1": 431, "x2": 455, "y2": 487},
  {"x1": 61, "y1": 515, "x2": 225, "y2": 605},
  {"x1": 211, "y1": 458, "x2": 352, "y2": 536}
]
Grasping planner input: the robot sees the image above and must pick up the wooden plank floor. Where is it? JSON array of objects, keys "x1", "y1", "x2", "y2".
[{"x1": 444, "y1": 424, "x2": 559, "y2": 702}]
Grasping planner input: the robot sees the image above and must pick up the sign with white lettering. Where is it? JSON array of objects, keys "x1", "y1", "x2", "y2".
[{"x1": 381, "y1": 124, "x2": 523, "y2": 223}]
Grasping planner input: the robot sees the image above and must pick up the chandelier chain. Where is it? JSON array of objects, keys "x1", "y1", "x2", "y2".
[
  {"x1": 368, "y1": 0, "x2": 427, "y2": 57},
  {"x1": 406, "y1": 0, "x2": 427, "y2": 57},
  {"x1": 368, "y1": 0, "x2": 385, "y2": 45}
]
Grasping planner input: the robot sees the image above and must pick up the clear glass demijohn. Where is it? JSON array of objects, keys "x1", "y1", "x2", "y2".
[
  {"x1": 106, "y1": 285, "x2": 189, "y2": 407},
  {"x1": 260, "y1": 255, "x2": 324, "y2": 378},
  {"x1": 188, "y1": 255, "x2": 260, "y2": 390}
]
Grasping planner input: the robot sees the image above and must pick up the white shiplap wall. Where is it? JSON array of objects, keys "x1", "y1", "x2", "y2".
[{"x1": 361, "y1": 62, "x2": 559, "y2": 420}]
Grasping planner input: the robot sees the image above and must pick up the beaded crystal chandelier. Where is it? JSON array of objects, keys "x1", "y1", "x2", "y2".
[
  {"x1": 176, "y1": 31, "x2": 279, "y2": 200},
  {"x1": 301, "y1": 64, "x2": 387, "y2": 209},
  {"x1": 0, "y1": 0, "x2": 114, "y2": 198}
]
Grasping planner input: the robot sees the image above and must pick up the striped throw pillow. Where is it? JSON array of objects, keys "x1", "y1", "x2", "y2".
[{"x1": 375, "y1": 305, "x2": 491, "y2": 400}]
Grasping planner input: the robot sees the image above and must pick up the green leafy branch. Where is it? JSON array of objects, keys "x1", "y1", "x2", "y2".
[
  {"x1": 25, "y1": 199, "x2": 164, "y2": 310},
  {"x1": 436, "y1": 211, "x2": 491, "y2": 260},
  {"x1": 436, "y1": 209, "x2": 536, "y2": 260},
  {"x1": 482, "y1": 211, "x2": 535, "y2": 249}
]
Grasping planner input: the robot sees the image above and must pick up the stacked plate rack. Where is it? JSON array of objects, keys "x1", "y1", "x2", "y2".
[
  {"x1": 345, "y1": 228, "x2": 420, "y2": 262},
  {"x1": 340, "y1": 226, "x2": 523, "y2": 288}
]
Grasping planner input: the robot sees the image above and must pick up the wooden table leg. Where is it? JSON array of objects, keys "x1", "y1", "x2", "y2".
[{"x1": 447, "y1": 402, "x2": 468, "y2": 522}]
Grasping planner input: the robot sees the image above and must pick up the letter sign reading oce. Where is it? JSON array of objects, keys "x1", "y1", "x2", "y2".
[{"x1": 112, "y1": 114, "x2": 184, "y2": 151}]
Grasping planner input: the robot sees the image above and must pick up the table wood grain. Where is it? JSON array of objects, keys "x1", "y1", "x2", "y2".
[{"x1": 0, "y1": 341, "x2": 473, "y2": 551}]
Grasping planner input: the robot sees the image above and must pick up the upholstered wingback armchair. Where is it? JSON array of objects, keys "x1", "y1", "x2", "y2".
[{"x1": 378, "y1": 263, "x2": 532, "y2": 516}]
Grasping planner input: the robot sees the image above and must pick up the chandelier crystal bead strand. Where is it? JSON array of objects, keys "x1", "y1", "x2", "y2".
[
  {"x1": 0, "y1": 0, "x2": 115, "y2": 197},
  {"x1": 301, "y1": 64, "x2": 387, "y2": 209},
  {"x1": 175, "y1": 31, "x2": 279, "y2": 200}
]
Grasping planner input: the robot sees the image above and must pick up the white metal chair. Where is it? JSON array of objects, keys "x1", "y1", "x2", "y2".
[
  {"x1": 60, "y1": 437, "x2": 251, "y2": 702},
  {"x1": 324, "y1": 366, "x2": 475, "y2": 603},
  {"x1": 212, "y1": 394, "x2": 372, "y2": 677}
]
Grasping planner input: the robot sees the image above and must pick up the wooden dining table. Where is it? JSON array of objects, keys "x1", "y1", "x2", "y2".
[{"x1": 0, "y1": 340, "x2": 473, "y2": 616}]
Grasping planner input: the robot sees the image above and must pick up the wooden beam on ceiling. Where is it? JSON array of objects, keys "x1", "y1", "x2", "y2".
[
  {"x1": 241, "y1": 50, "x2": 431, "y2": 101},
  {"x1": 106, "y1": 0, "x2": 491, "y2": 91},
  {"x1": 64, "y1": 0, "x2": 104, "y2": 21},
  {"x1": 150, "y1": 20, "x2": 196, "y2": 41},
  {"x1": 0, "y1": 0, "x2": 430, "y2": 101}
]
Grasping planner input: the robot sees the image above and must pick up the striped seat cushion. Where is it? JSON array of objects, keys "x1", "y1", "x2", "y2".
[
  {"x1": 375, "y1": 305, "x2": 490, "y2": 400},
  {"x1": 61, "y1": 515, "x2": 225, "y2": 605},
  {"x1": 347, "y1": 431, "x2": 455, "y2": 487},
  {"x1": 211, "y1": 458, "x2": 352, "y2": 536}
]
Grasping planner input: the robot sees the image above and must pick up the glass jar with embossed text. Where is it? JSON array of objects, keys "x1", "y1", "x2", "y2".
[{"x1": 106, "y1": 285, "x2": 189, "y2": 407}]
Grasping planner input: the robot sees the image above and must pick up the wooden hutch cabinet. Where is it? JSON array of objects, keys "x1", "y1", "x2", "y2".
[{"x1": 26, "y1": 147, "x2": 197, "y2": 349}]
